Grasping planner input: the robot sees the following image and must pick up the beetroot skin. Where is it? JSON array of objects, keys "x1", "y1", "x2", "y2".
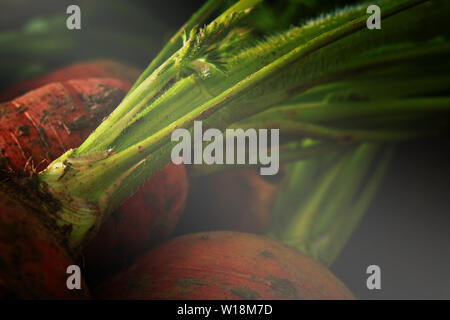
[
  {"x1": 0, "y1": 188, "x2": 90, "y2": 299},
  {"x1": 84, "y1": 162, "x2": 188, "y2": 280},
  {"x1": 96, "y1": 231, "x2": 354, "y2": 300},
  {"x1": 180, "y1": 169, "x2": 282, "y2": 234},
  {"x1": 0, "y1": 64, "x2": 189, "y2": 278},
  {"x1": 0, "y1": 77, "x2": 131, "y2": 172},
  {"x1": 0, "y1": 59, "x2": 140, "y2": 102}
]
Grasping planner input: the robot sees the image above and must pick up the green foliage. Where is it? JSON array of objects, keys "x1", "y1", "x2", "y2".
[
  {"x1": 37, "y1": 0, "x2": 450, "y2": 252},
  {"x1": 223, "y1": 0, "x2": 361, "y2": 33}
]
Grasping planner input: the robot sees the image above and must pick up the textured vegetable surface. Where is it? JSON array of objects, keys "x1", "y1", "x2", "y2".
[
  {"x1": 84, "y1": 161, "x2": 188, "y2": 282},
  {"x1": 0, "y1": 60, "x2": 140, "y2": 102},
  {"x1": 96, "y1": 232, "x2": 354, "y2": 300},
  {"x1": 0, "y1": 184, "x2": 89, "y2": 299},
  {"x1": 0, "y1": 77, "x2": 130, "y2": 172},
  {"x1": 180, "y1": 169, "x2": 281, "y2": 234},
  {"x1": 0, "y1": 65, "x2": 189, "y2": 278}
]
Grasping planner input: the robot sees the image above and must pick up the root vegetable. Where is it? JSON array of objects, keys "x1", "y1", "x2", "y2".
[
  {"x1": 0, "y1": 0, "x2": 433, "y2": 299},
  {"x1": 0, "y1": 183, "x2": 90, "y2": 299},
  {"x1": 96, "y1": 231, "x2": 354, "y2": 300},
  {"x1": 84, "y1": 161, "x2": 188, "y2": 283},
  {"x1": 0, "y1": 70, "x2": 189, "y2": 281},
  {"x1": 180, "y1": 169, "x2": 282, "y2": 234},
  {"x1": 0, "y1": 77, "x2": 131, "y2": 172},
  {"x1": 0, "y1": 59, "x2": 140, "y2": 102}
]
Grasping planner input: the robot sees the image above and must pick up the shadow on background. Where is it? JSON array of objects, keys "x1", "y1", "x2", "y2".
[
  {"x1": 0, "y1": 0, "x2": 205, "y2": 89},
  {"x1": 332, "y1": 138, "x2": 450, "y2": 299}
]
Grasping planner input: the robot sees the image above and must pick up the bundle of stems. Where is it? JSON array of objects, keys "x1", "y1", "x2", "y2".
[{"x1": 12, "y1": 0, "x2": 447, "y2": 260}]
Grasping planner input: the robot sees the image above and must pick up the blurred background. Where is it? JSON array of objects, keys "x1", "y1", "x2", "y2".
[
  {"x1": 1, "y1": 0, "x2": 449, "y2": 299},
  {"x1": 0, "y1": 0, "x2": 204, "y2": 89}
]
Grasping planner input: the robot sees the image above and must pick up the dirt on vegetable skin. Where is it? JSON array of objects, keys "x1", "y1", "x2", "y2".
[
  {"x1": 0, "y1": 59, "x2": 140, "y2": 103},
  {"x1": 0, "y1": 77, "x2": 130, "y2": 173},
  {"x1": 95, "y1": 231, "x2": 354, "y2": 300},
  {"x1": 0, "y1": 64, "x2": 190, "y2": 287},
  {"x1": 0, "y1": 177, "x2": 90, "y2": 299},
  {"x1": 83, "y1": 162, "x2": 188, "y2": 285},
  {"x1": 0, "y1": 63, "x2": 188, "y2": 298}
]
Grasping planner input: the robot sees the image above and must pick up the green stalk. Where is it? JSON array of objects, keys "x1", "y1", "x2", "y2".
[
  {"x1": 116, "y1": 1, "x2": 444, "y2": 154},
  {"x1": 268, "y1": 140, "x2": 345, "y2": 235},
  {"x1": 233, "y1": 120, "x2": 431, "y2": 143},
  {"x1": 278, "y1": 149, "x2": 360, "y2": 246},
  {"x1": 288, "y1": 66, "x2": 450, "y2": 104},
  {"x1": 37, "y1": 0, "x2": 442, "y2": 250},
  {"x1": 310, "y1": 146, "x2": 394, "y2": 266},
  {"x1": 126, "y1": 0, "x2": 229, "y2": 95},
  {"x1": 246, "y1": 97, "x2": 450, "y2": 125},
  {"x1": 76, "y1": 1, "x2": 258, "y2": 154},
  {"x1": 267, "y1": 143, "x2": 394, "y2": 267},
  {"x1": 270, "y1": 144, "x2": 380, "y2": 257},
  {"x1": 189, "y1": 140, "x2": 347, "y2": 176},
  {"x1": 85, "y1": 0, "x2": 440, "y2": 155}
]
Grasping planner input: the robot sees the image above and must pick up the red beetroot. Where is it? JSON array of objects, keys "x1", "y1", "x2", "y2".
[
  {"x1": 0, "y1": 186, "x2": 90, "y2": 299},
  {"x1": 96, "y1": 231, "x2": 354, "y2": 300},
  {"x1": 84, "y1": 162, "x2": 188, "y2": 280},
  {"x1": 0, "y1": 59, "x2": 140, "y2": 102},
  {"x1": 180, "y1": 169, "x2": 282, "y2": 234},
  {"x1": 0, "y1": 68, "x2": 189, "y2": 282},
  {"x1": 0, "y1": 77, "x2": 131, "y2": 172}
]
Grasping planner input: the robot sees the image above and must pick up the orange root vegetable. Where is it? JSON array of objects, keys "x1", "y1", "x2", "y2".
[
  {"x1": 0, "y1": 185, "x2": 90, "y2": 299},
  {"x1": 96, "y1": 231, "x2": 354, "y2": 300},
  {"x1": 84, "y1": 161, "x2": 188, "y2": 282},
  {"x1": 180, "y1": 169, "x2": 282, "y2": 234},
  {"x1": 0, "y1": 68, "x2": 189, "y2": 282},
  {"x1": 0, "y1": 77, "x2": 131, "y2": 172},
  {"x1": 0, "y1": 59, "x2": 140, "y2": 102}
]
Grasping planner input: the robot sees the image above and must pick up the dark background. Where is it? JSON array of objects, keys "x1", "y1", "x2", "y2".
[
  {"x1": 332, "y1": 138, "x2": 450, "y2": 299},
  {"x1": 0, "y1": 0, "x2": 206, "y2": 90},
  {"x1": 1, "y1": 0, "x2": 449, "y2": 299}
]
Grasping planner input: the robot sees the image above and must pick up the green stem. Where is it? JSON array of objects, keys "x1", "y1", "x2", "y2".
[
  {"x1": 126, "y1": 0, "x2": 228, "y2": 95},
  {"x1": 268, "y1": 143, "x2": 394, "y2": 267},
  {"x1": 267, "y1": 146, "x2": 345, "y2": 237},
  {"x1": 312, "y1": 146, "x2": 394, "y2": 266},
  {"x1": 233, "y1": 120, "x2": 431, "y2": 142},
  {"x1": 76, "y1": 0, "x2": 259, "y2": 154},
  {"x1": 279, "y1": 150, "x2": 356, "y2": 247},
  {"x1": 37, "y1": 0, "x2": 437, "y2": 250},
  {"x1": 189, "y1": 141, "x2": 347, "y2": 176},
  {"x1": 75, "y1": 59, "x2": 178, "y2": 154},
  {"x1": 247, "y1": 97, "x2": 450, "y2": 125}
]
